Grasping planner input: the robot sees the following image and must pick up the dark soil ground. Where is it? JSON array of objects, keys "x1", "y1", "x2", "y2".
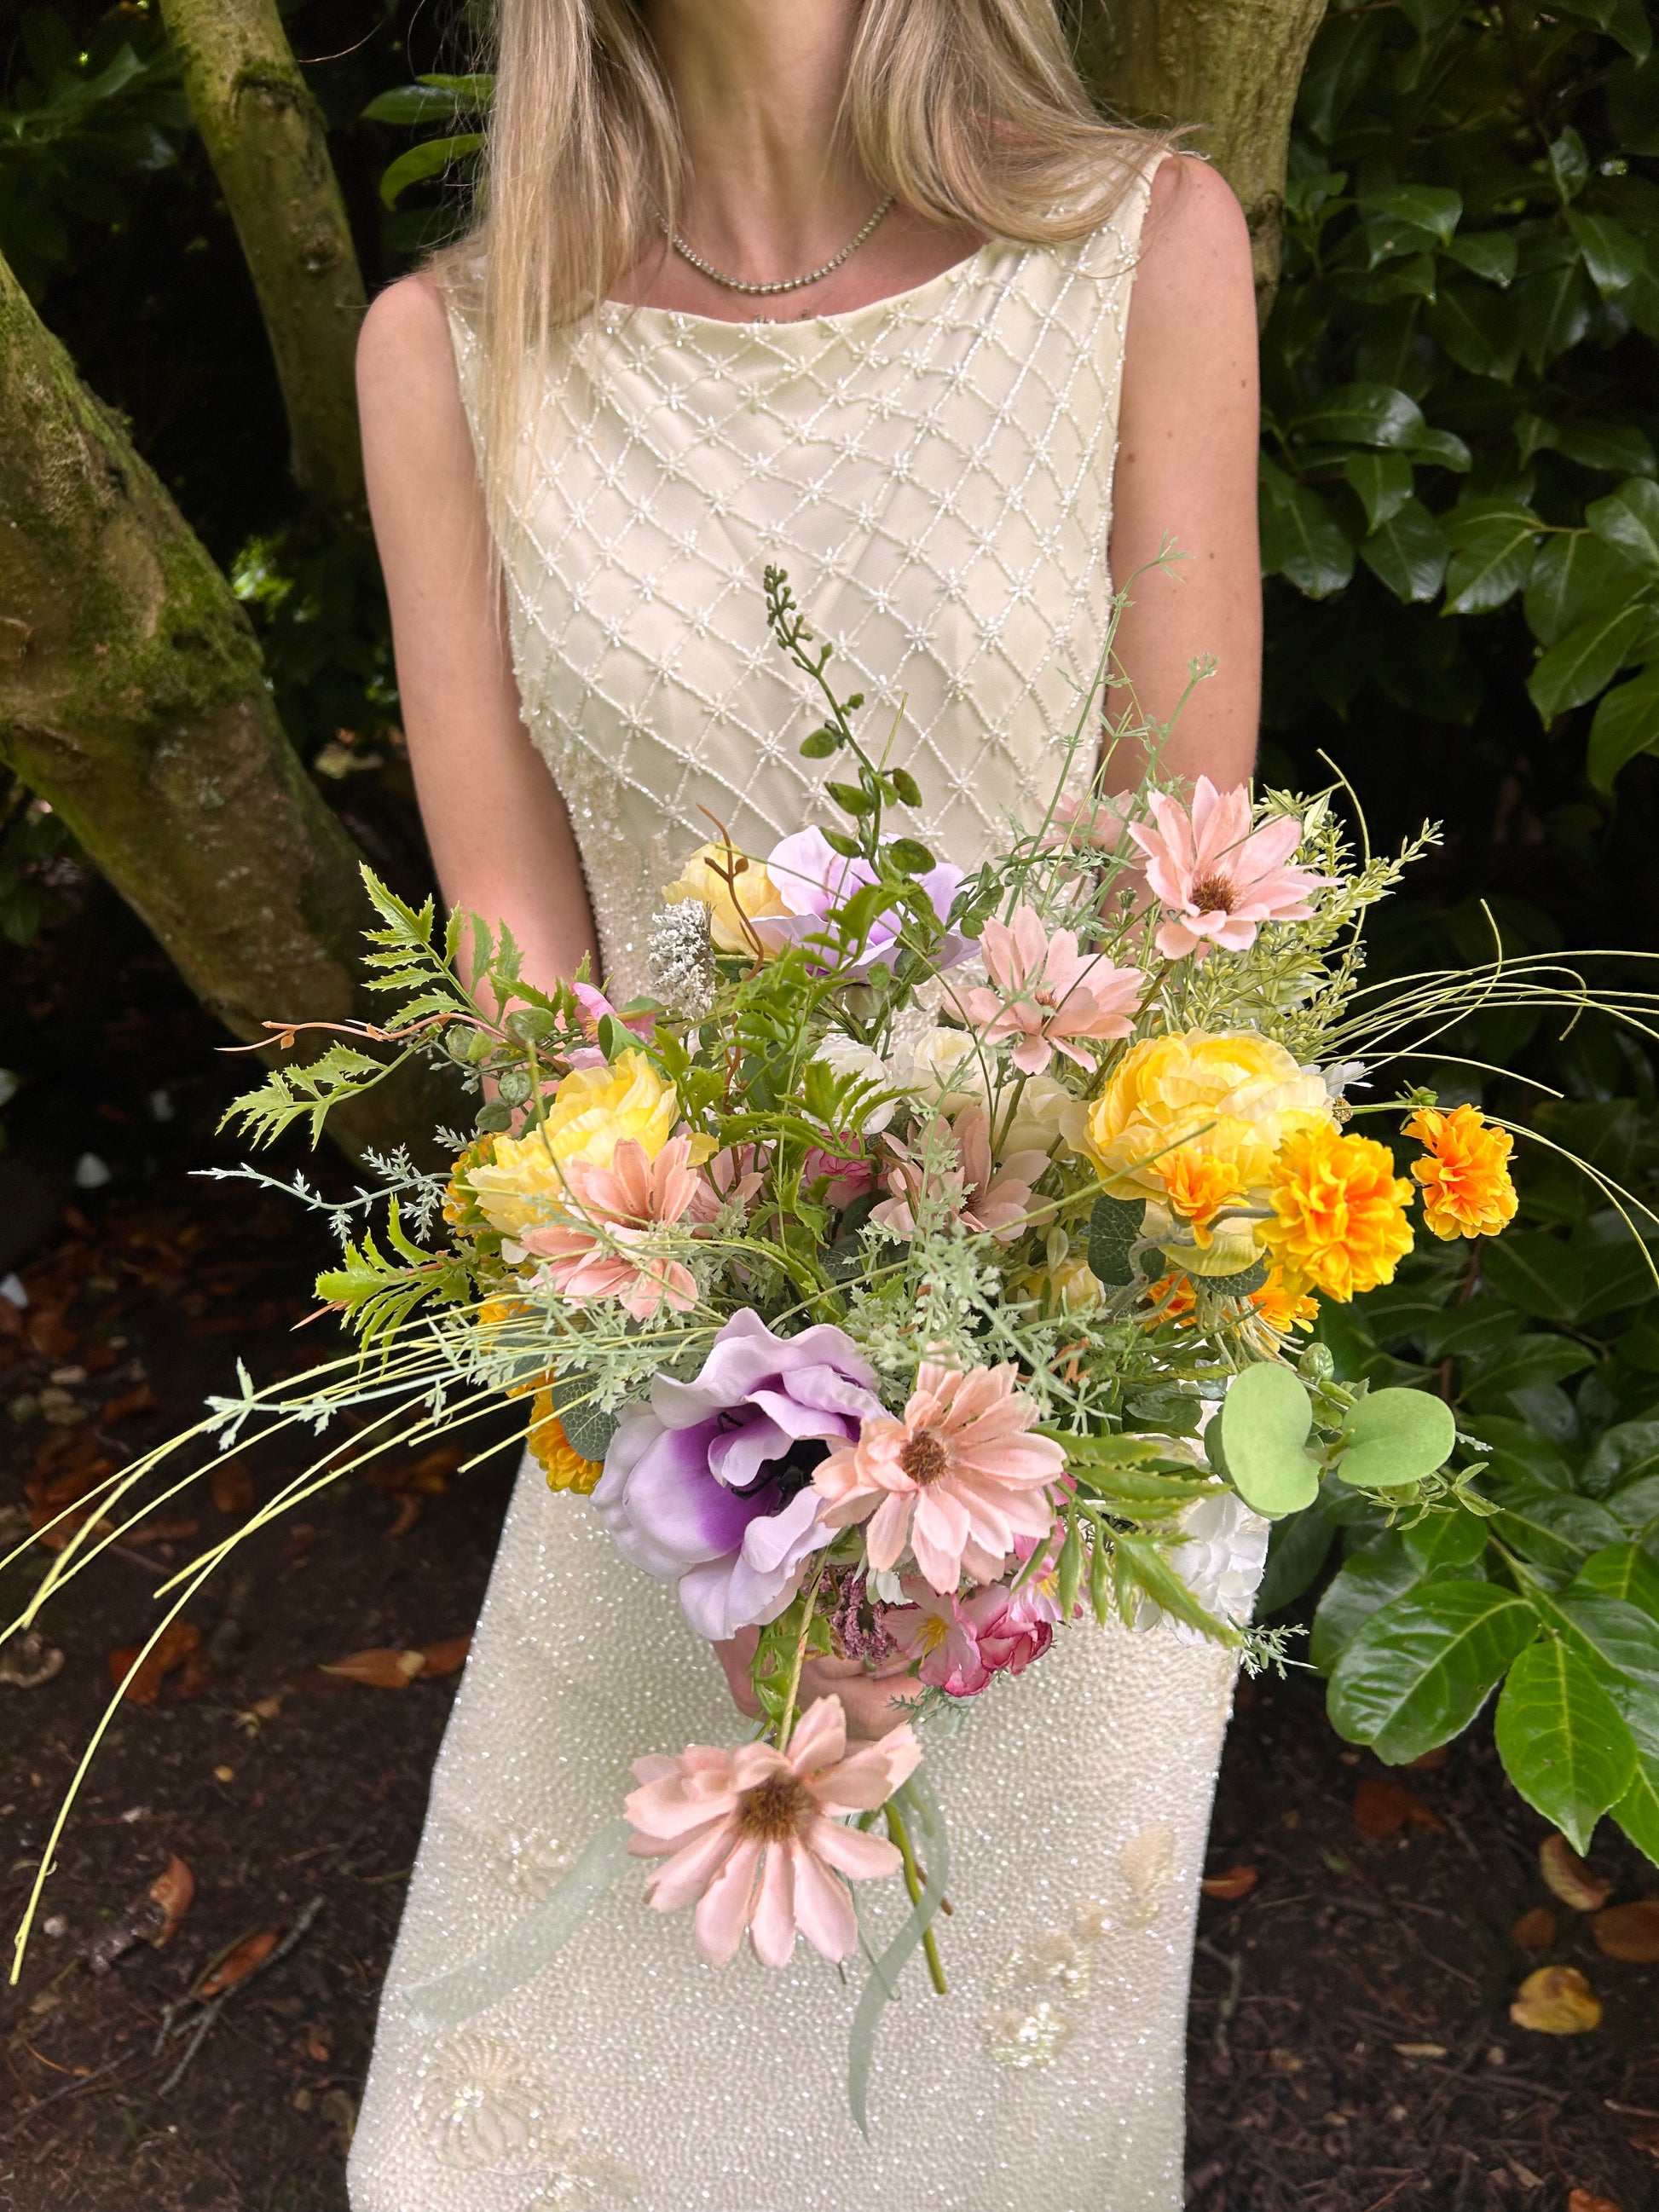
[{"x1": 1, "y1": 911, "x2": 1656, "y2": 2212}]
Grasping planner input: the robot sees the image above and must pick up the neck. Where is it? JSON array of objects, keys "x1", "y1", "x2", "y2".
[{"x1": 645, "y1": 0, "x2": 876, "y2": 277}]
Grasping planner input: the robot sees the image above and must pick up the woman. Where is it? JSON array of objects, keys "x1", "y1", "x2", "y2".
[{"x1": 350, "y1": 3, "x2": 1259, "y2": 2207}]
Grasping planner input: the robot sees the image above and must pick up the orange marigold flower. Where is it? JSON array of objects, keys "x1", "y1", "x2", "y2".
[
  {"x1": 528, "y1": 1388, "x2": 604, "y2": 1493},
  {"x1": 1404, "y1": 1104, "x2": 1518, "y2": 1242},
  {"x1": 1262, "y1": 1123, "x2": 1414, "y2": 1302},
  {"x1": 1251, "y1": 1265, "x2": 1318, "y2": 1335},
  {"x1": 1157, "y1": 1149, "x2": 1247, "y2": 1248},
  {"x1": 1143, "y1": 1272, "x2": 1199, "y2": 1327}
]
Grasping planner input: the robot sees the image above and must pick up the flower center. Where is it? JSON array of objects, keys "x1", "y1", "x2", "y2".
[
  {"x1": 735, "y1": 1771, "x2": 813, "y2": 1843},
  {"x1": 899, "y1": 1429, "x2": 951, "y2": 1487},
  {"x1": 1189, "y1": 875, "x2": 1236, "y2": 915}
]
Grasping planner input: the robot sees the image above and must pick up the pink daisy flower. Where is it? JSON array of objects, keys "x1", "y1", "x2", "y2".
[
  {"x1": 624, "y1": 1695, "x2": 921, "y2": 1968},
  {"x1": 959, "y1": 903, "x2": 1145, "y2": 1075},
  {"x1": 520, "y1": 1135, "x2": 718, "y2": 1320},
  {"x1": 869, "y1": 1106, "x2": 1049, "y2": 1245},
  {"x1": 1126, "y1": 777, "x2": 1327, "y2": 962},
  {"x1": 813, "y1": 1363, "x2": 1066, "y2": 1594}
]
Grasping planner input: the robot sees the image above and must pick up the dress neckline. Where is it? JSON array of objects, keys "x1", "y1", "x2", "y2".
[{"x1": 598, "y1": 237, "x2": 1014, "y2": 338}]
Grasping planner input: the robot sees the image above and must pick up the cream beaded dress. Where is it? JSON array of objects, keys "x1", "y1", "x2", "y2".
[{"x1": 349, "y1": 159, "x2": 1247, "y2": 2212}]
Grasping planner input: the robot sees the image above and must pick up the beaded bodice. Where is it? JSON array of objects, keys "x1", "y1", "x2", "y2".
[{"x1": 448, "y1": 170, "x2": 1158, "y2": 996}]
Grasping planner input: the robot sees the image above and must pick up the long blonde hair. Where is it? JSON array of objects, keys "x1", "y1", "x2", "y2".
[{"x1": 435, "y1": 1, "x2": 1164, "y2": 517}]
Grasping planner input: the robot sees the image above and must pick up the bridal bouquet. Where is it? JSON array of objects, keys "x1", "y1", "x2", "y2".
[{"x1": 14, "y1": 567, "x2": 1650, "y2": 2100}]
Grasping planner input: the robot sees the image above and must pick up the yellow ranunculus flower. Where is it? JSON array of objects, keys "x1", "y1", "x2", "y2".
[
  {"x1": 662, "y1": 841, "x2": 787, "y2": 954},
  {"x1": 1085, "y1": 1031, "x2": 1333, "y2": 1277},
  {"x1": 464, "y1": 1050, "x2": 679, "y2": 1239}
]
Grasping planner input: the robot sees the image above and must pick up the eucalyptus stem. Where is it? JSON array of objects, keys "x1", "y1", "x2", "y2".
[{"x1": 884, "y1": 1797, "x2": 948, "y2": 1995}]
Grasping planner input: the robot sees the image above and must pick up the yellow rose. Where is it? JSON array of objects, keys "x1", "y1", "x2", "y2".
[
  {"x1": 662, "y1": 841, "x2": 787, "y2": 954},
  {"x1": 1086, "y1": 1031, "x2": 1332, "y2": 1278},
  {"x1": 465, "y1": 1050, "x2": 679, "y2": 1239}
]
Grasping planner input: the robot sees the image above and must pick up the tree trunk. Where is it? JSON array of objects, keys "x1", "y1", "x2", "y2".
[
  {"x1": 1076, "y1": 0, "x2": 1327, "y2": 316},
  {"x1": 157, "y1": 0, "x2": 367, "y2": 519},
  {"x1": 0, "y1": 255, "x2": 442, "y2": 1158}
]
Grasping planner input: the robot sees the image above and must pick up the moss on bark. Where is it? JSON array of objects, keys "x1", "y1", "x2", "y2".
[
  {"x1": 1078, "y1": 0, "x2": 1327, "y2": 316},
  {"x1": 157, "y1": 0, "x2": 367, "y2": 519},
  {"x1": 0, "y1": 254, "x2": 446, "y2": 1157}
]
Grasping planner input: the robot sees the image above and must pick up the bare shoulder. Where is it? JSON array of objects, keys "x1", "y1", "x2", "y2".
[
  {"x1": 356, "y1": 269, "x2": 464, "y2": 423},
  {"x1": 1126, "y1": 153, "x2": 1255, "y2": 359},
  {"x1": 1142, "y1": 151, "x2": 1250, "y2": 263}
]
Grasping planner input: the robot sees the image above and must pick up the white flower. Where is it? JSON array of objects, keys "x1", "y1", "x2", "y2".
[
  {"x1": 1126, "y1": 1489, "x2": 1269, "y2": 1647},
  {"x1": 812, "y1": 1033, "x2": 895, "y2": 1132},
  {"x1": 887, "y1": 1023, "x2": 983, "y2": 1106},
  {"x1": 1321, "y1": 1060, "x2": 1369, "y2": 1101},
  {"x1": 1001, "y1": 1073, "x2": 1080, "y2": 1162}
]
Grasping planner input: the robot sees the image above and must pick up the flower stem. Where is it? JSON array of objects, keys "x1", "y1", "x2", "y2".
[
  {"x1": 884, "y1": 1799, "x2": 948, "y2": 1995},
  {"x1": 773, "y1": 1559, "x2": 827, "y2": 1757}
]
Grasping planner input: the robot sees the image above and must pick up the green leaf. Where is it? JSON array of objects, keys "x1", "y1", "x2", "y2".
[
  {"x1": 1523, "y1": 534, "x2": 1633, "y2": 647},
  {"x1": 1113, "y1": 1531, "x2": 1238, "y2": 1646},
  {"x1": 1532, "y1": 1586, "x2": 1659, "y2": 1705},
  {"x1": 1480, "y1": 1231, "x2": 1587, "y2": 1322},
  {"x1": 1358, "y1": 185, "x2": 1462, "y2": 246},
  {"x1": 1086, "y1": 1194, "x2": 1144, "y2": 1287},
  {"x1": 1407, "y1": 426, "x2": 1472, "y2": 474},
  {"x1": 887, "y1": 768, "x2": 922, "y2": 808},
  {"x1": 1487, "y1": 1481, "x2": 1626, "y2": 1578},
  {"x1": 1527, "y1": 602, "x2": 1650, "y2": 721},
  {"x1": 1254, "y1": 1507, "x2": 1338, "y2": 1618},
  {"x1": 1613, "y1": 1749, "x2": 1659, "y2": 1863},
  {"x1": 1587, "y1": 478, "x2": 1659, "y2": 574},
  {"x1": 1573, "y1": 1545, "x2": 1659, "y2": 1626},
  {"x1": 1298, "y1": 9, "x2": 1386, "y2": 141},
  {"x1": 1335, "y1": 1387, "x2": 1457, "y2": 1490},
  {"x1": 1360, "y1": 497, "x2": 1446, "y2": 604},
  {"x1": 1327, "y1": 1581, "x2": 1538, "y2": 1763},
  {"x1": 1443, "y1": 505, "x2": 1541, "y2": 615},
  {"x1": 799, "y1": 731, "x2": 837, "y2": 759},
  {"x1": 379, "y1": 133, "x2": 484, "y2": 209},
  {"x1": 549, "y1": 1369, "x2": 618, "y2": 1464},
  {"x1": 1344, "y1": 452, "x2": 1414, "y2": 531},
  {"x1": 825, "y1": 781, "x2": 873, "y2": 817},
  {"x1": 362, "y1": 83, "x2": 483, "y2": 125},
  {"x1": 1549, "y1": 126, "x2": 1591, "y2": 201},
  {"x1": 1259, "y1": 459, "x2": 1356, "y2": 597},
  {"x1": 1585, "y1": 1418, "x2": 1659, "y2": 1498},
  {"x1": 1494, "y1": 1637, "x2": 1634, "y2": 1854},
  {"x1": 1426, "y1": 283, "x2": 1522, "y2": 381},
  {"x1": 1551, "y1": 421, "x2": 1657, "y2": 476},
  {"x1": 1589, "y1": 666, "x2": 1659, "y2": 790},
  {"x1": 1463, "y1": 1332, "x2": 1596, "y2": 1406},
  {"x1": 1291, "y1": 382, "x2": 1425, "y2": 450},
  {"x1": 1442, "y1": 232, "x2": 1518, "y2": 287},
  {"x1": 885, "y1": 837, "x2": 935, "y2": 875},
  {"x1": 1218, "y1": 1363, "x2": 1320, "y2": 1519},
  {"x1": 1403, "y1": 1506, "x2": 1492, "y2": 1573},
  {"x1": 1566, "y1": 212, "x2": 1645, "y2": 297},
  {"x1": 1309, "y1": 1533, "x2": 1432, "y2": 1673}
]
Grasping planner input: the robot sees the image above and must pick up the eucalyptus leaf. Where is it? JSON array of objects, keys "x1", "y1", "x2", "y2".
[
  {"x1": 1334, "y1": 1387, "x2": 1456, "y2": 1490},
  {"x1": 1218, "y1": 1363, "x2": 1320, "y2": 1519}
]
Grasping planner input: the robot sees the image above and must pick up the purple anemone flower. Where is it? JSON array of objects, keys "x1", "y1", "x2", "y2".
[
  {"x1": 751, "y1": 829, "x2": 969, "y2": 978},
  {"x1": 592, "y1": 1309, "x2": 884, "y2": 1643}
]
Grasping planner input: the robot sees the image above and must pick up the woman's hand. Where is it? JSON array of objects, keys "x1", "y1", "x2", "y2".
[{"x1": 713, "y1": 1630, "x2": 917, "y2": 1741}]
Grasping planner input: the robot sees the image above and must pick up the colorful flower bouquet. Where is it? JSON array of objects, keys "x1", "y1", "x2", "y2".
[{"x1": 10, "y1": 567, "x2": 1656, "y2": 2104}]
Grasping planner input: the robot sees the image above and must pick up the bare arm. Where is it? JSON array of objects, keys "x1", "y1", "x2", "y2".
[
  {"x1": 1104, "y1": 154, "x2": 1261, "y2": 794},
  {"x1": 356, "y1": 274, "x2": 600, "y2": 996}
]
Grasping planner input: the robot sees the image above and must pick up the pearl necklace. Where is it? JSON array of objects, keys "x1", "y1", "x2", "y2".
[{"x1": 665, "y1": 196, "x2": 895, "y2": 297}]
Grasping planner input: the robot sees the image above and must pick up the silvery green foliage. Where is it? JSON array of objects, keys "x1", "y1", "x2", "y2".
[{"x1": 647, "y1": 899, "x2": 715, "y2": 1019}]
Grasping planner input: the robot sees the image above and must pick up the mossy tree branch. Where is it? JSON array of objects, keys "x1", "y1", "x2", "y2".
[
  {"x1": 0, "y1": 251, "x2": 446, "y2": 1158},
  {"x1": 1077, "y1": 0, "x2": 1327, "y2": 318},
  {"x1": 157, "y1": 0, "x2": 367, "y2": 519}
]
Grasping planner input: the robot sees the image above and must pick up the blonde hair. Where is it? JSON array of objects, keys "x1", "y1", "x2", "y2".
[{"x1": 435, "y1": 1, "x2": 1165, "y2": 519}]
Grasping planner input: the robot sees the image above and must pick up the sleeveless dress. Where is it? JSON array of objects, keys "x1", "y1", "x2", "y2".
[{"x1": 349, "y1": 162, "x2": 1248, "y2": 2212}]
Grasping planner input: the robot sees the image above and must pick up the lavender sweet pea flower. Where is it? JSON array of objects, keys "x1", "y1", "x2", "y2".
[
  {"x1": 592, "y1": 1309, "x2": 884, "y2": 1642},
  {"x1": 752, "y1": 828, "x2": 969, "y2": 978}
]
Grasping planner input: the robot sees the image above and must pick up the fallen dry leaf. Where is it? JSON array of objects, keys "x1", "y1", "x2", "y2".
[
  {"x1": 197, "y1": 1926, "x2": 280, "y2": 1998},
  {"x1": 1540, "y1": 1834, "x2": 1612, "y2": 1913},
  {"x1": 209, "y1": 1461, "x2": 254, "y2": 1517},
  {"x1": 415, "y1": 1634, "x2": 471, "y2": 1678},
  {"x1": 321, "y1": 1645, "x2": 425, "y2": 1689},
  {"x1": 1591, "y1": 1900, "x2": 1659, "y2": 1964},
  {"x1": 1409, "y1": 1745, "x2": 1450, "y2": 1770},
  {"x1": 408, "y1": 1446, "x2": 462, "y2": 1492},
  {"x1": 147, "y1": 1854, "x2": 194, "y2": 1947},
  {"x1": 100, "y1": 1383, "x2": 157, "y2": 1425},
  {"x1": 1510, "y1": 1964, "x2": 1602, "y2": 2036},
  {"x1": 1200, "y1": 1865, "x2": 1257, "y2": 1900},
  {"x1": 1568, "y1": 2192, "x2": 1622, "y2": 2212},
  {"x1": 107, "y1": 1621, "x2": 202, "y2": 1706},
  {"x1": 1512, "y1": 1906, "x2": 1557, "y2": 1952},
  {"x1": 0, "y1": 1628, "x2": 64, "y2": 1690},
  {"x1": 26, "y1": 1308, "x2": 76, "y2": 1360},
  {"x1": 1353, "y1": 1778, "x2": 1447, "y2": 1839}
]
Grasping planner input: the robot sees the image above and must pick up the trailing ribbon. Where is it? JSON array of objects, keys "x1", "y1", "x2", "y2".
[
  {"x1": 400, "y1": 1816, "x2": 635, "y2": 2032},
  {"x1": 847, "y1": 1773, "x2": 951, "y2": 2138}
]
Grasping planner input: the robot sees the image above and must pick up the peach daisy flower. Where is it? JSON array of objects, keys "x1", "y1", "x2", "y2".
[
  {"x1": 814, "y1": 1364, "x2": 1066, "y2": 1593},
  {"x1": 959, "y1": 902, "x2": 1144, "y2": 1074},
  {"x1": 1127, "y1": 778, "x2": 1327, "y2": 962},
  {"x1": 519, "y1": 1135, "x2": 718, "y2": 1321},
  {"x1": 624, "y1": 1695, "x2": 921, "y2": 1968}
]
